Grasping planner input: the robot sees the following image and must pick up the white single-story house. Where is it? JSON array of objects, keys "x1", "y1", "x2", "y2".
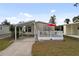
[
  {"x1": 0, "y1": 25, "x2": 11, "y2": 39},
  {"x1": 16, "y1": 20, "x2": 55, "y2": 36},
  {"x1": 15, "y1": 20, "x2": 63, "y2": 40},
  {"x1": 64, "y1": 22, "x2": 79, "y2": 38}
]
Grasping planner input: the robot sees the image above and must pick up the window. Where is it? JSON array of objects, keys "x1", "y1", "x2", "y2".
[
  {"x1": 28, "y1": 27, "x2": 31, "y2": 32},
  {"x1": 24, "y1": 26, "x2": 31, "y2": 32},
  {"x1": 0, "y1": 26, "x2": 2, "y2": 30}
]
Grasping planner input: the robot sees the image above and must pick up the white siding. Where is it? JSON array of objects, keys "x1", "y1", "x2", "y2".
[
  {"x1": 0, "y1": 25, "x2": 11, "y2": 35},
  {"x1": 36, "y1": 22, "x2": 55, "y2": 31}
]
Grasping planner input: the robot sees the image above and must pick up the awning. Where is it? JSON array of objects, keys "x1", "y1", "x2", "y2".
[{"x1": 48, "y1": 24, "x2": 56, "y2": 26}]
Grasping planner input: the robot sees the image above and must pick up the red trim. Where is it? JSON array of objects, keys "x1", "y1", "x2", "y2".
[{"x1": 48, "y1": 24, "x2": 56, "y2": 26}]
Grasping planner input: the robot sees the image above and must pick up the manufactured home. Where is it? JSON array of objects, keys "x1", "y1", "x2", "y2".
[
  {"x1": 15, "y1": 20, "x2": 63, "y2": 40},
  {"x1": 16, "y1": 20, "x2": 55, "y2": 36},
  {"x1": 0, "y1": 25, "x2": 11, "y2": 39},
  {"x1": 64, "y1": 22, "x2": 79, "y2": 38}
]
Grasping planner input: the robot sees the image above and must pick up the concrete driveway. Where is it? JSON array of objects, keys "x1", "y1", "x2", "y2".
[{"x1": 0, "y1": 37, "x2": 35, "y2": 56}]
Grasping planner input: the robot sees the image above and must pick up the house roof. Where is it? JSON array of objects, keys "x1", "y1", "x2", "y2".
[
  {"x1": 16, "y1": 20, "x2": 49, "y2": 27},
  {"x1": 16, "y1": 20, "x2": 35, "y2": 26},
  {"x1": 64, "y1": 22, "x2": 79, "y2": 26}
]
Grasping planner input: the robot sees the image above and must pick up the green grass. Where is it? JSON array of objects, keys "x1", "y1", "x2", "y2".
[
  {"x1": 32, "y1": 35, "x2": 79, "y2": 56},
  {"x1": 0, "y1": 37, "x2": 14, "y2": 51}
]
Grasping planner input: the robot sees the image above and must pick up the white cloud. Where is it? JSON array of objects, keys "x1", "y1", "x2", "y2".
[
  {"x1": 6, "y1": 17, "x2": 16, "y2": 19},
  {"x1": 0, "y1": 12, "x2": 34, "y2": 24},
  {"x1": 5, "y1": 16, "x2": 19, "y2": 24},
  {"x1": 56, "y1": 18, "x2": 64, "y2": 25},
  {"x1": 49, "y1": 10, "x2": 56, "y2": 16},
  {"x1": 50, "y1": 10, "x2": 56, "y2": 13},
  {"x1": 19, "y1": 12, "x2": 33, "y2": 17},
  {"x1": 24, "y1": 13, "x2": 33, "y2": 17}
]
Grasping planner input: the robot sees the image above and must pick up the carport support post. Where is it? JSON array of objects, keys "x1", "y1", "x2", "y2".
[
  {"x1": 34, "y1": 21, "x2": 38, "y2": 41},
  {"x1": 15, "y1": 26, "x2": 17, "y2": 41}
]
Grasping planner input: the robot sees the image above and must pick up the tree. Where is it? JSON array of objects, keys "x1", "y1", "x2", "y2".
[
  {"x1": 9, "y1": 25, "x2": 15, "y2": 38},
  {"x1": 64, "y1": 18, "x2": 70, "y2": 24},
  {"x1": 2, "y1": 19, "x2": 10, "y2": 25},
  {"x1": 49, "y1": 15, "x2": 56, "y2": 24},
  {"x1": 72, "y1": 16, "x2": 79, "y2": 23},
  {"x1": 74, "y1": 3, "x2": 79, "y2": 7},
  {"x1": 73, "y1": 3, "x2": 79, "y2": 23}
]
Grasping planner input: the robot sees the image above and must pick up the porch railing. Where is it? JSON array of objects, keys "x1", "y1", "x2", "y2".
[{"x1": 37, "y1": 31, "x2": 63, "y2": 40}]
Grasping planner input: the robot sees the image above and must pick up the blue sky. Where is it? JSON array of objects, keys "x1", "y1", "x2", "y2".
[{"x1": 0, "y1": 3, "x2": 79, "y2": 25}]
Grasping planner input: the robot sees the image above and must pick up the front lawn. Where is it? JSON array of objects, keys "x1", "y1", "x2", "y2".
[
  {"x1": 32, "y1": 36, "x2": 79, "y2": 56},
  {"x1": 0, "y1": 37, "x2": 14, "y2": 51}
]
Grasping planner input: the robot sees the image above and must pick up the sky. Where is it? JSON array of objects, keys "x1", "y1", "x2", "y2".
[{"x1": 0, "y1": 3, "x2": 79, "y2": 25}]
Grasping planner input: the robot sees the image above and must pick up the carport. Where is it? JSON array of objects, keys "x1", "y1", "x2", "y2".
[{"x1": 14, "y1": 20, "x2": 37, "y2": 41}]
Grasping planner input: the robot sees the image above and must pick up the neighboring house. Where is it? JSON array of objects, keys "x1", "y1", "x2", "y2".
[
  {"x1": 55, "y1": 25, "x2": 63, "y2": 31},
  {"x1": 16, "y1": 20, "x2": 55, "y2": 36},
  {"x1": 0, "y1": 25, "x2": 11, "y2": 39},
  {"x1": 64, "y1": 22, "x2": 79, "y2": 36}
]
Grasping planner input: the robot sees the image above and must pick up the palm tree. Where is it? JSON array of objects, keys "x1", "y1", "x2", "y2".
[
  {"x1": 64, "y1": 18, "x2": 70, "y2": 24},
  {"x1": 49, "y1": 15, "x2": 56, "y2": 24}
]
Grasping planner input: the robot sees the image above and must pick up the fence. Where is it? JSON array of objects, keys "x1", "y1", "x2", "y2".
[{"x1": 38, "y1": 31, "x2": 63, "y2": 40}]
